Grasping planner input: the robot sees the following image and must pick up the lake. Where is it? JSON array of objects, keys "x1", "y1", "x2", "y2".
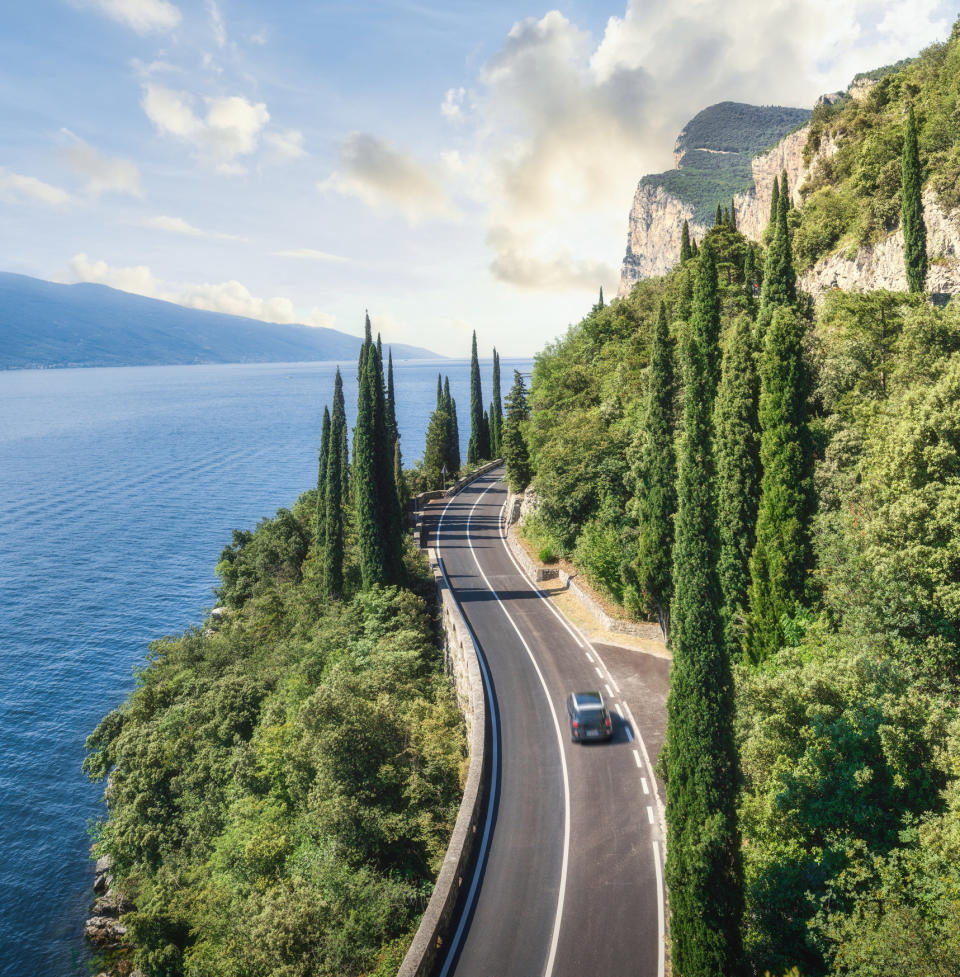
[{"x1": 0, "y1": 356, "x2": 532, "y2": 976}]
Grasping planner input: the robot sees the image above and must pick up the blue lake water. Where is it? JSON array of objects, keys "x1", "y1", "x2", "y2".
[{"x1": 0, "y1": 357, "x2": 532, "y2": 976}]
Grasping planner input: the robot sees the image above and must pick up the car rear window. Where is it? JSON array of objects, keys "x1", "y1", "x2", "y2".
[{"x1": 574, "y1": 692, "x2": 602, "y2": 708}]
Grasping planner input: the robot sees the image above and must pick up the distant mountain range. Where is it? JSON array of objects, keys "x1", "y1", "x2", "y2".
[{"x1": 0, "y1": 272, "x2": 439, "y2": 369}]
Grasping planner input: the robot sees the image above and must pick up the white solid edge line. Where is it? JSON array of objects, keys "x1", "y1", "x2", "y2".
[
  {"x1": 435, "y1": 491, "x2": 501, "y2": 977},
  {"x1": 653, "y1": 840, "x2": 666, "y2": 977},
  {"x1": 466, "y1": 479, "x2": 572, "y2": 977},
  {"x1": 495, "y1": 472, "x2": 666, "y2": 977}
]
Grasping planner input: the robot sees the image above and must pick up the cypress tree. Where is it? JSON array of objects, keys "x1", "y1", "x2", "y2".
[
  {"x1": 394, "y1": 438, "x2": 407, "y2": 512},
  {"x1": 676, "y1": 267, "x2": 694, "y2": 321},
  {"x1": 353, "y1": 345, "x2": 385, "y2": 587},
  {"x1": 323, "y1": 401, "x2": 345, "y2": 598},
  {"x1": 715, "y1": 203, "x2": 723, "y2": 226},
  {"x1": 424, "y1": 404, "x2": 451, "y2": 490},
  {"x1": 387, "y1": 348, "x2": 398, "y2": 446},
  {"x1": 448, "y1": 394, "x2": 462, "y2": 477},
  {"x1": 598, "y1": 285, "x2": 604, "y2": 308},
  {"x1": 690, "y1": 237, "x2": 698, "y2": 257},
  {"x1": 729, "y1": 197, "x2": 737, "y2": 230},
  {"x1": 665, "y1": 310, "x2": 743, "y2": 977},
  {"x1": 467, "y1": 331, "x2": 484, "y2": 465},
  {"x1": 758, "y1": 173, "x2": 796, "y2": 336},
  {"x1": 723, "y1": 206, "x2": 731, "y2": 226},
  {"x1": 436, "y1": 373, "x2": 443, "y2": 409},
  {"x1": 358, "y1": 310, "x2": 372, "y2": 382},
  {"x1": 332, "y1": 367, "x2": 348, "y2": 503},
  {"x1": 632, "y1": 300, "x2": 676, "y2": 637},
  {"x1": 680, "y1": 219, "x2": 692, "y2": 263},
  {"x1": 316, "y1": 405, "x2": 331, "y2": 546},
  {"x1": 902, "y1": 104, "x2": 927, "y2": 293},
  {"x1": 481, "y1": 410, "x2": 490, "y2": 460},
  {"x1": 780, "y1": 169, "x2": 789, "y2": 208},
  {"x1": 691, "y1": 238, "x2": 721, "y2": 404},
  {"x1": 715, "y1": 315, "x2": 760, "y2": 656},
  {"x1": 371, "y1": 342, "x2": 402, "y2": 583},
  {"x1": 745, "y1": 306, "x2": 813, "y2": 663},
  {"x1": 502, "y1": 370, "x2": 531, "y2": 491},
  {"x1": 743, "y1": 246, "x2": 756, "y2": 303},
  {"x1": 490, "y1": 349, "x2": 503, "y2": 457}
]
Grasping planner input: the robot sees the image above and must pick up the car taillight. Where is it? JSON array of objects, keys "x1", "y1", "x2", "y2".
[
  {"x1": 604, "y1": 716, "x2": 611, "y2": 728},
  {"x1": 572, "y1": 720, "x2": 579, "y2": 728}
]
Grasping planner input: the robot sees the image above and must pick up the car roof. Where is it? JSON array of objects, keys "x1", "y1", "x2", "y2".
[{"x1": 572, "y1": 690, "x2": 603, "y2": 708}]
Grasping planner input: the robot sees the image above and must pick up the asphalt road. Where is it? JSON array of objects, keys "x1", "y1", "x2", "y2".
[{"x1": 427, "y1": 469, "x2": 669, "y2": 977}]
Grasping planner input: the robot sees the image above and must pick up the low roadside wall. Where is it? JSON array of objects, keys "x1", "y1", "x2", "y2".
[
  {"x1": 504, "y1": 492, "x2": 663, "y2": 642},
  {"x1": 397, "y1": 543, "x2": 493, "y2": 975}
]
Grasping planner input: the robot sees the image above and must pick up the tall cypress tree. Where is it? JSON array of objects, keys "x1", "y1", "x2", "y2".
[
  {"x1": 448, "y1": 392, "x2": 461, "y2": 477},
  {"x1": 680, "y1": 219, "x2": 692, "y2": 263},
  {"x1": 481, "y1": 410, "x2": 490, "y2": 460},
  {"x1": 632, "y1": 300, "x2": 677, "y2": 637},
  {"x1": 490, "y1": 348, "x2": 503, "y2": 457},
  {"x1": 387, "y1": 348, "x2": 398, "y2": 446},
  {"x1": 715, "y1": 315, "x2": 760, "y2": 657},
  {"x1": 393, "y1": 439, "x2": 407, "y2": 512},
  {"x1": 690, "y1": 237, "x2": 698, "y2": 257},
  {"x1": 436, "y1": 373, "x2": 443, "y2": 409},
  {"x1": 502, "y1": 370, "x2": 531, "y2": 491},
  {"x1": 467, "y1": 331, "x2": 484, "y2": 465},
  {"x1": 729, "y1": 197, "x2": 737, "y2": 231},
  {"x1": 332, "y1": 367, "x2": 348, "y2": 503},
  {"x1": 424, "y1": 403, "x2": 452, "y2": 490},
  {"x1": 715, "y1": 203, "x2": 723, "y2": 227},
  {"x1": 745, "y1": 306, "x2": 813, "y2": 662},
  {"x1": 758, "y1": 172, "x2": 796, "y2": 337},
  {"x1": 353, "y1": 345, "x2": 385, "y2": 587},
  {"x1": 691, "y1": 238, "x2": 721, "y2": 404},
  {"x1": 358, "y1": 311, "x2": 372, "y2": 382},
  {"x1": 666, "y1": 312, "x2": 743, "y2": 977},
  {"x1": 371, "y1": 342, "x2": 402, "y2": 583},
  {"x1": 781, "y1": 169, "x2": 790, "y2": 208},
  {"x1": 316, "y1": 405, "x2": 331, "y2": 547},
  {"x1": 902, "y1": 104, "x2": 927, "y2": 293},
  {"x1": 323, "y1": 402, "x2": 345, "y2": 598}
]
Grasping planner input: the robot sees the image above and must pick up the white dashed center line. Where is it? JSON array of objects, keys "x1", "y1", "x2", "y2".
[
  {"x1": 647, "y1": 806, "x2": 655, "y2": 825},
  {"x1": 641, "y1": 777, "x2": 650, "y2": 795},
  {"x1": 633, "y1": 749, "x2": 642, "y2": 768}
]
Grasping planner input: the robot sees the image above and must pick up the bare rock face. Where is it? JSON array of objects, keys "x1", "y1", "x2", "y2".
[
  {"x1": 619, "y1": 184, "x2": 709, "y2": 293},
  {"x1": 84, "y1": 915, "x2": 127, "y2": 946},
  {"x1": 798, "y1": 188, "x2": 960, "y2": 299}
]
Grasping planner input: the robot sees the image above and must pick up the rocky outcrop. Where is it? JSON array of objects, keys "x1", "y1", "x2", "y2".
[
  {"x1": 798, "y1": 188, "x2": 960, "y2": 299},
  {"x1": 619, "y1": 184, "x2": 710, "y2": 290}
]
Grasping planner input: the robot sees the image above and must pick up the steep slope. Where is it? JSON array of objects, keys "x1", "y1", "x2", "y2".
[
  {"x1": 0, "y1": 273, "x2": 438, "y2": 369},
  {"x1": 620, "y1": 102, "x2": 809, "y2": 287}
]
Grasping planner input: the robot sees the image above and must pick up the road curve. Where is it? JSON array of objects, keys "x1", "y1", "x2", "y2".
[{"x1": 426, "y1": 469, "x2": 669, "y2": 977}]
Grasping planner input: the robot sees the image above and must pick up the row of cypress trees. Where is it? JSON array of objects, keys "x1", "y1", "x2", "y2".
[{"x1": 314, "y1": 314, "x2": 406, "y2": 596}]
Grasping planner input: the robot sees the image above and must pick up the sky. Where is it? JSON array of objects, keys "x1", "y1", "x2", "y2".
[{"x1": 0, "y1": 0, "x2": 955, "y2": 356}]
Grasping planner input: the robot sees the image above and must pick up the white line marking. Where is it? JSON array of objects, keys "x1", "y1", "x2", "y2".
[
  {"x1": 604, "y1": 683, "x2": 613, "y2": 697},
  {"x1": 435, "y1": 495, "x2": 500, "y2": 977},
  {"x1": 614, "y1": 704, "x2": 624, "y2": 719},
  {"x1": 653, "y1": 840, "x2": 666, "y2": 977},
  {"x1": 625, "y1": 726, "x2": 634, "y2": 742},
  {"x1": 594, "y1": 666, "x2": 603, "y2": 679},
  {"x1": 647, "y1": 806, "x2": 655, "y2": 825},
  {"x1": 456, "y1": 479, "x2": 571, "y2": 977},
  {"x1": 585, "y1": 652, "x2": 594, "y2": 663},
  {"x1": 607, "y1": 675, "x2": 621, "y2": 694},
  {"x1": 633, "y1": 749, "x2": 642, "y2": 768},
  {"x1": 641, "y1": 777, "x2": 650, "y2": 795}
]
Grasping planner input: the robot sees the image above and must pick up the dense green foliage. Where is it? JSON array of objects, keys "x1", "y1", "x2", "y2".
[
  {"x1": 502, "y1": 369, "x2": 532, "y2": 492},
  {"x1": 665, "y1": 297, "x2": 743, "y2": 977},
  {"x1": 641, "y1": 102, "x2": 809, "y2": 223},
  {"x1": 902, "y1": 105, "x2": 928, "y2": 292},
  {"x1": 85, "y1": 490, "x2": 464, "y2": 977}
]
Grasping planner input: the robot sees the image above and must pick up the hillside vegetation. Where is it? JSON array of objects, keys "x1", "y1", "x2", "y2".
[
  {"x1": 518, "y1": 25, "x2": 960, "y2": 969},
  {"x1": 641, "y1": 102, "x2": 810, "y2": 224},
  {"x1": 796, "y1": 23, "x2": 960, "y2": 270}
]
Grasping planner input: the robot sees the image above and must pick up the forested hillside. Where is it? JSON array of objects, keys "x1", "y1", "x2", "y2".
[{"x1": 515, "y1": 23, "x2": 960, "y2": 975}]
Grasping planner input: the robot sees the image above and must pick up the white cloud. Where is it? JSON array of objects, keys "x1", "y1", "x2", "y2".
[
  {"x1": 320, "y1": 132, "x2": 458, "y2": 224},
  {"x1": 141, "y1": 84, "x2": 270, "y2": 170},
  {"x1": 85, "y1": 0, "x2": 181, "y2": 34},
  {"x1": 441, "y1": 87, "x2": 467, "y2": 122},
  {"x1": 273, "y1": 248, "x2": 348, "y2": 263},
  {"x1": 207, "y1": 0, "x2": 226, "y2": 48},
  {"x1": 0, "y1": 168, "x2": 72, "y2": 206},
  {"x1": 61, "y1": 132, "x2": 142, "y2": 197},
  {"x1": 142, "y1": 215, "x2": 244, "y2": 240},
  {"x1": 486, "y1": 225, "x2": 616, "y2": 290},
  {"x1": 68, "y1": 252, "x2": 335, "y2": 327},
  {"x1": 265, "y1": 128, "x2": 307, "y2": 159},
  {"x1": 447, "y1": 1, "x2": 951, "y2": 293}
]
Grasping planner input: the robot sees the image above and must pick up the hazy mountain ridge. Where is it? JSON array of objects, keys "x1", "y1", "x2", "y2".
[{"x1": 0, "y1": 273, "x2": 439, "y2": 369}]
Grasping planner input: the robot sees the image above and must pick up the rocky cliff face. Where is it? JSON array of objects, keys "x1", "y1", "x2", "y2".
[{"x1": 799, "y1": 188, "x2": 960, "y2": 299}]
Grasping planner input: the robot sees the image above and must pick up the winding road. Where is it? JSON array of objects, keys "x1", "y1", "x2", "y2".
[{"x1": 425, "y1": 468, "x2": 670, "y2": 977}]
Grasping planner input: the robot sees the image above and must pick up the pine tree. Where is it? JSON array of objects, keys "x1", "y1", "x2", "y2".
[
  {"x1": 316, "y1": 405, "x2": 331, "y2": 547},
  {"x1": 323, "y1": 400, "x2": 345, "y2": 598},
  {"x1": 729, "y1": 197, "x2": 737, "y2": 231},
  {"x1": 680, "y1": 219, "x2": 692, "y2": 263},
  {"x1": 902, "y1": 104, "x2": 927, "y2": 293},
  {"x1": 502, "y1": 370, "x2": 531, "y2": 491},
  {"x1": 758, "y1": 172, "x2": 796, "y2": 336},
  {"x1": 632, "y1": 300, "x2": 676, "y2": 637},
  {"x1": 665, "y1": 308, "x2": 743, "y2": 977},
  {"x1": 332, "y1": 368, "x2": 349, "y2": 504},
  {"x1": 691, "y1": 238, "x2": 721, "y2": 404},
  {"x1": 468, "y1": 331, "x2": 484, "y2": 465},
  {"x1": 715, "y1": 203, "x2": 723, "y2": 227},
  {"x1": 490, "y1": 349, "x2": 503, "y2": 457},
  {"x1": 715, "y1": 315, "x2": 760, "y2": 657},
  {"x1": 745, "y1": 306, "x2": 813, "y2": 662}
]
